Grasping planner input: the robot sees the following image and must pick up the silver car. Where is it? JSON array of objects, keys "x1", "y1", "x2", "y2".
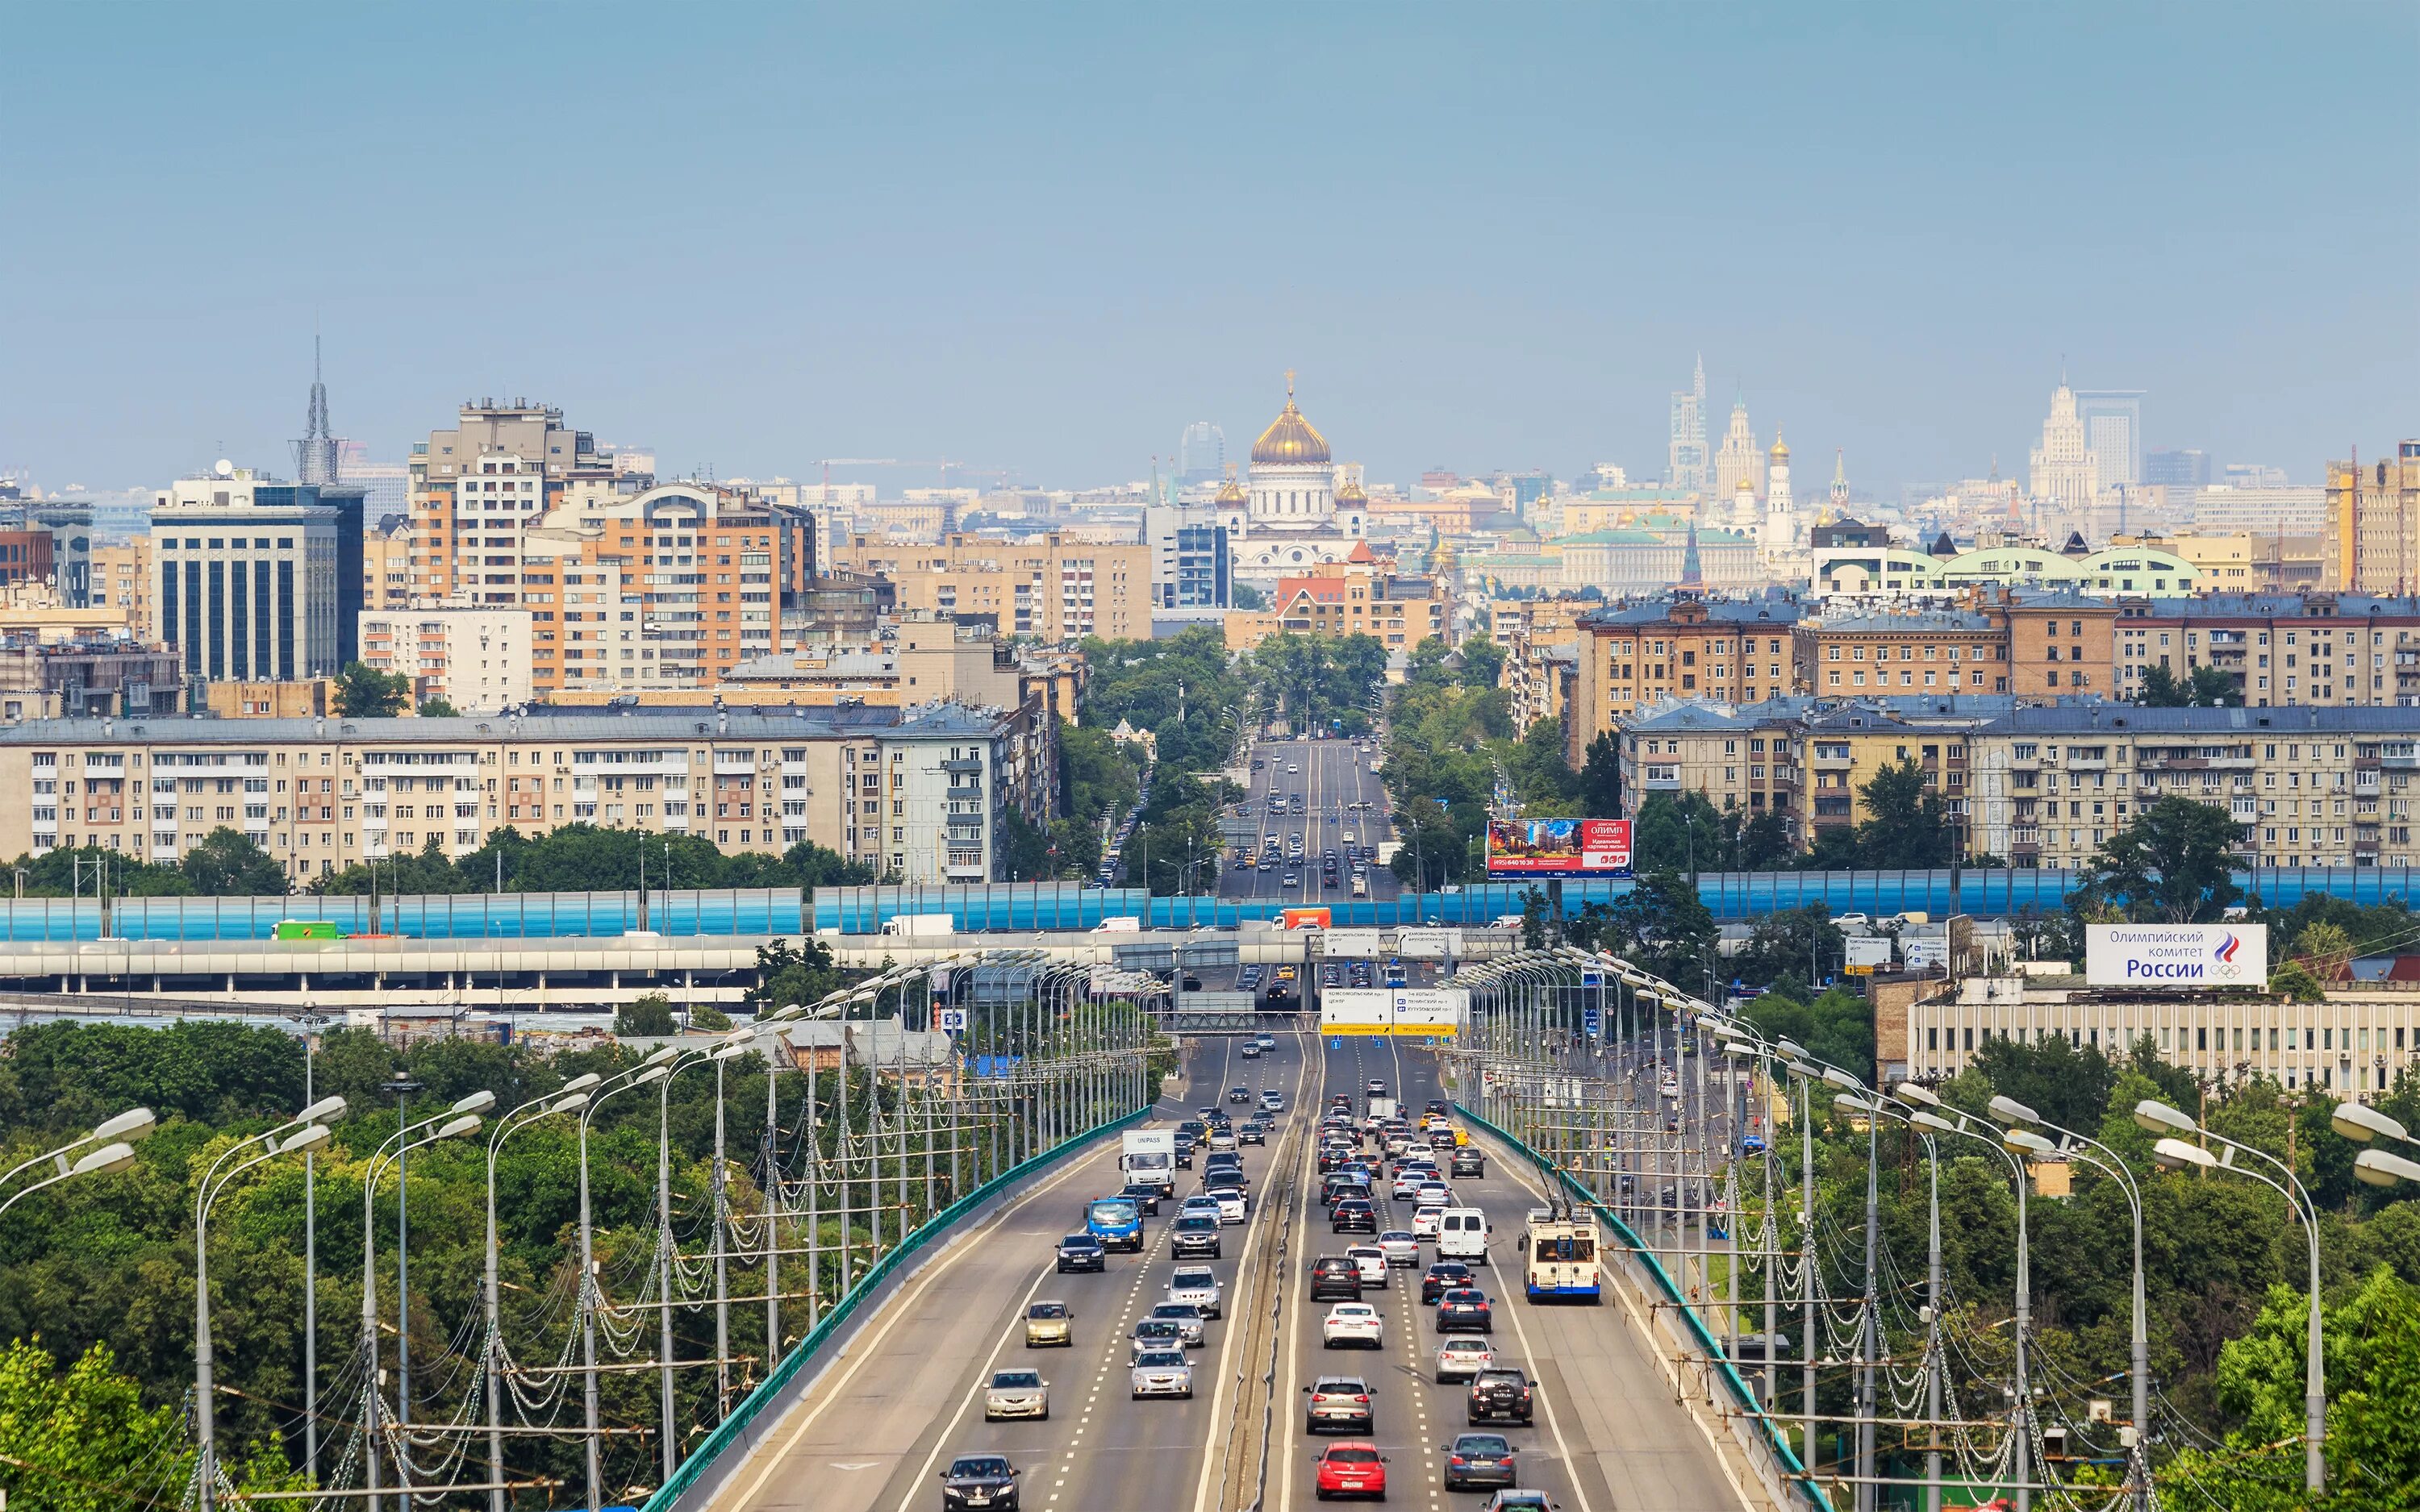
[
  {"x1": 1436, "y1": 1335, "x2": 1497, "y2": 1382},
  {"x1": 983, "y1": 1368, "x2": 1049, "y2": 1421},
  {"x1": 1130, "y1": 1348, "x2": 1195, "y2": 1398},
  {"x1": 1148, "y1": 1302, "x2": 1207, "y2": 1347},
  {"x1": 1166, "y1": 1267, "x2": 1224, "y2": 1319}
]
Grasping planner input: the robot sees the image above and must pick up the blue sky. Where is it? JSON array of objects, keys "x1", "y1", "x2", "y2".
[{"x1": 2, "y1": 2, "x2": 2412, "y2": 498}]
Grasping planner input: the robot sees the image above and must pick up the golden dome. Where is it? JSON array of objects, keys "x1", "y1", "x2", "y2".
[
  {"x1": 1250, "y1": 372, "x2": 1331, "y2": 466},
  {"x1": 1770, "y1": 431, "x2": 1790, "y2": 461},
  {"x1": 1336, "y1": 477, "x2": 1367, "y2": 505},
  {"x1": 1214, "y1": 463, "x2": 1246, "y2": 506}
]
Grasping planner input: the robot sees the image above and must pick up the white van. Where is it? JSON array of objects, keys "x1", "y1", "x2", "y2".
[{"x1": 1436, "y1": 1206, "x2": 1491, "y2": 1264}]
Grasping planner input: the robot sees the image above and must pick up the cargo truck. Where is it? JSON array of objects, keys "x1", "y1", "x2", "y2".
[{"x1": 1120, "y1": 1129, "x2": 1176, "y2": 1196}]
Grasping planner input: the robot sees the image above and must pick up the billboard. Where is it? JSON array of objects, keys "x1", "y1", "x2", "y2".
[
  {"x1": 1321, "y1": 927, "x2": 1388, "y2": 958},
  {"x1": 1842, "y1": 935, "x2": 1894, "y2": 971},
  {"x1": 1485, "y1": 818, "x2": 1632, "y2": 876},
  {"x1": 1388, "y1": 989, "x2": 1471, "y2": 1037},
  {"x1": 1394, "y1": 927, "x2": 1466, "y2": 960},
  {"x1": 1280, "y1": 907, "x2": 1332, "y2": 931},
  {"x1": 1319, "y1": 987, "x2": 1471, "y2": 1038},
  {"x1": 1318, "y1": 989, "x2": 1396, "y2": 1035},
  {"x1": 2085, "y1": 923, "x2": 2268, "y2": 989}
]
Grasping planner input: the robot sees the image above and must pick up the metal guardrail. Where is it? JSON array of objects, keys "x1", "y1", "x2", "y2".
[
  {"x1": 1453, "y1": 1101, "x2": 1836, "y2": 1512},
  {"x1": 647, "y1": 1103, "x2": 1150, "y2": 1511}
]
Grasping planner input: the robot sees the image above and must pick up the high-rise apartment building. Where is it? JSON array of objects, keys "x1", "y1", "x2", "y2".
[
  {"x1": 1667, "y1": 356, "x2": 1709, "y2": 489},
  {"x1": 150, "y1": 469, "x2": 344, "y2": 684},
  {"x1": 90, "y1": 539, "x2": 154, "y2": 641},
  {"x1": 825, "y1": 534, "x2": 1149, "y2": 641},
  {"x1": 408, "y1": 399, "x2": 608, "y2": 604},
  {"x1": 358, "y1": 606, "x2": 534, "y2": 712},
  {"x1": 2074, "y1": 390, "x2": 2144, "y2": 488},
  {"x1": 1713, "y1": 395, "x2": 1765, "y2": 504},
  {"x1": 2027, "y1": 381, "x2": 2100, "y2": 516},
  {"x1": 1142, "y1": 504, "x2": 1230, "y2": 609},
  {"x1": 2328, "y1": 441, "x2": 2420, "y2": 594},
  {"x1": 2144, "y1": 448, "x2": 2210, "y2": 489}
]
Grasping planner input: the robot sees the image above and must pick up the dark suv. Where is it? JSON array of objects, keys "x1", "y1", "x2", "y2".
[
  {"x1": 1467, "y1": 1367, "x2": 1536, "y2": 1426},
  {"x1": 1450, "y1": 1148, "x2": 1486, "y2": 1178},
  {"x1": 1055, "y1": 1234, "x2": 1105, "y2": 1273},
  {"x1": 1170, "y1": 1215, "x2": 1221, "y2": 1260},
  {"x1": 1311, "y1": 1256, "x2": 1363, "y2": 1301},
  {"x1": 1330, "y1": 1198, "x2": 1376, "y2": 1234}
]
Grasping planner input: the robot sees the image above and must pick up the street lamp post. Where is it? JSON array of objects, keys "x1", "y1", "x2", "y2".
[
  {"x1": 578, "y1": 1050, "x2": 678, "y2": 1511},
  {"x1": 379, "y1": 1073, "x2": 424, "y2": 1430},
  {"x1": 362, "y1": 1094, "x2": 490, "y2": 1512},
  {"x1": 484, "y1": 1077, "x2": 597, "y2": 1512}
]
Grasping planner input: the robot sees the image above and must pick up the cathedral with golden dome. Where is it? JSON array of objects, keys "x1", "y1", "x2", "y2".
[{"x1": 1217, "y1": 373, "x2": 1371, "y2": 586}]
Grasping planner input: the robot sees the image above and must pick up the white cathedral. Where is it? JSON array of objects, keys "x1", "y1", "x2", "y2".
[{"x1": 1216, "y1": 374, "x2": 1371, "y2": 586}]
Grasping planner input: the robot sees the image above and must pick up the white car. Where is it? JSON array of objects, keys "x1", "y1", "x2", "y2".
[
  {"x1": 1321, "y1": 1302, "x2": 1385, "y2": 1349},
  {"x1": 1167, "y1": 1267, "x2": 1224, "y2": 1319},
  {"x1": 1435, "y1": 1335, "x2": 1497, "y2": 1382},
  {"x1": 1376, "y1": 1231, "x2": 1421, "y2": 1267},
  {"x1": 1346, "y1": 1245, "x2": 1390, "y2": 1288},
  {"x1": 1130, "y1": 1349, "x2": 1195, "y2": 1398},
  {"x1": 1412, "y1": 1204, "x2": 1446, "y2": 1239},
  {"x1": 1392, "y1": 1170, "x2": 1430, "y2": 1202},
  {"x1": 1208, "y1": 1186, "x2": 1248, "y2": 1224},
  {"x1": 1415, "y1": 1181, "x2": 1454, "y2": 1208},
  {"x1": 984, "y1": 1368, "x2": 1050, "y2": 1420}
]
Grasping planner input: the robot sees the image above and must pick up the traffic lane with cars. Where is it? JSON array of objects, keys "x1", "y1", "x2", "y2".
[
  {"x1": 1222, "y1": 738, "x2": 1398, "y2": 903},
  {"x1": 1274, "y1": 1034, "x2": 1599, "y2": 1512},
  {"x1": 1447, "y1": 1060, "x2": 1756, "y2": 1512},
  {"x1": 713, "y1": 1032, "x2": 1305, "y2": 1512}
]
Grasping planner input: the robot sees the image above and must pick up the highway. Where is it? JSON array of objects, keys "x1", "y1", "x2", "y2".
[
  {"x1": 1221, "y1": 736, "x2": 1401, "y2": 906},
  {"x1": 709, "y1": 1025, "x2": 1754, "y2": 1512}
]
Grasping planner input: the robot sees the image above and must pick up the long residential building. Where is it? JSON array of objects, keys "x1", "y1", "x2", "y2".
[
  {"x1": 824, "y1": 533, "x2": 1149, "y2": 641},
  {"x1": 1564, "y1": 598, "x2": 1804, "y2": 765},
  {"x1": 0, "y1": 701, "x2": 1052, "y2": 887}
]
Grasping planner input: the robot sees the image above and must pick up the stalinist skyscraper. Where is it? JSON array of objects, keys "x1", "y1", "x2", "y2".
[
  {"x1": 2028, "y1": 378, "x2": 2101, "y2": 518},
  {"x1": 1713, "y1": 394, "x2": 1766, "y2": 505}
]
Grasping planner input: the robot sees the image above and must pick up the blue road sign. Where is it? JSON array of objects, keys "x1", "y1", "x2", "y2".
[
  {"x1": 1331, "y1": 1037, "x2": 1343, "y2": 1049},
  {"x1": 1584, "y1": 1006, "x2": 1602, "y2": 1035}
]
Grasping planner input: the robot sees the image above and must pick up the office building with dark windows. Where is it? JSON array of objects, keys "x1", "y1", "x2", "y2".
[{"x1": 150, "y1": 467, "x2": 343, "y2": 686}]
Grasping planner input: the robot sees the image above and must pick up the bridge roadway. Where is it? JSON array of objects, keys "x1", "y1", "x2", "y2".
[
  {"x1": 1222, "y1": 736, "x2": 1401, "y2": 906},
  {"x1": 705, "y1": 1032, "x2": 1752, "y2": 1512}
]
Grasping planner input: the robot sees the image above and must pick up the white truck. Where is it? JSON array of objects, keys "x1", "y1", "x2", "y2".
[
  {"x1": 880, "y1": 914, "x2": 956, "y2": 938},
  {"x1": 1093, "y1": 915, "x2": 1144, "y2": 935},
  {"x1": 1121, "y1": 1129, "x2": 1176, "y2": 1195},
  {"x1": 1366, "y1": 1096, "x2": 1400, "y2": 1126}
]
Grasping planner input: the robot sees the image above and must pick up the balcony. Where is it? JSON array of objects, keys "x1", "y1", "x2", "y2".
[{"x1": 941, "y1": 756, "x2": 985, "y2": 774}]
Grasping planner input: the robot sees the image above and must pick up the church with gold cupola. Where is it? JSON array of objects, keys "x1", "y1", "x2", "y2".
[{"x1": 1217, "y1": 373, "x2": 1371, "y2": 588}]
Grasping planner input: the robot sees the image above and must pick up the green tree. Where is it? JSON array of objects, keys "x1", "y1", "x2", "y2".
[
  {"x1": 0, "y1": 1337, "x2": 198, "y2": 1511},
  {"x1": 1969, "y1": 1031, "x2": 2120, "y2": 1134},
  {"x1": 178, "y1": 827, "x2": 289, "y2": 895},
  {"x1": 333, "y1": 660, "x2": 410, "y2": 718},
  {"x1": 745, "y1": 936, "x2": 845, "y2": 1014},
  {"x1": 1575, "y1": 731, "x2": 1621, "y2": 818},
  {"x1": 615, "y1": 993, "x2": 678, "y2": 1037},
  {"x1": 2079, "y1": 794, "x2": 2244, "y2": 922},
  {"x1": 313, "y1": 834, "x2": 474, "y2": 896},
  {"x1": 1853, "y1": 758, "x2": 1953, "y2": 868},
  {"x1": 0, "y1": 844, "x2": 190, "y2": 898},
  {"x1": 2137, "y1": 664, "x2": 2238, "y2": 707},
  {"x1": 994, "y1": 806, "x2": 1054, "y2": 882},
  {"x1": 1455, "y1": 638, "x2": 1506, "y2": 690},
  {"x1": 2268, "y1": 960, "x2": 2327, "y2": 1002},
  {"x1": 2292, "y1": 919, "x2": 2355, "y2": 981},
  {"x1": 416, "y1": 694, "x2": 460, "y2": 718},
  {"x1": 688, "y1": 1004, "x2": 733, "y2": 1032},
  {"x1": 1231, "y1": 582, "x2": 1266, "y2": 610}
]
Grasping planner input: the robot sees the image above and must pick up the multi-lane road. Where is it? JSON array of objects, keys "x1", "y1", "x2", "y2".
[
  {"x1": 1220, "y1": 737, "x2": 1402, "y2": 905},
  {"x1": 710, "y1": 1028, "x2": 1750, "y2": 1512}
]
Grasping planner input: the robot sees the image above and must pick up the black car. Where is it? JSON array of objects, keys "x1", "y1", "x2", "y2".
[
  {"x1": 1421, "y1": 1262, "x2": 1474, "y2": 1304},
  {"x1": 940, "y1": 1453, "x2": 1020, "y2": 1510},
  {"x1": 1118, "y1": 1183, "x2": 1163, "y2": 1215},
  {"x1": 1170, "y1": 1215, "x2": 1221, "y2": 1259},
  {"x1": 1238, "y1": 1122, "x2": 1267, "y2": 1146},
  {"x1": 1437, "y1": 1288, "x2": 1494, "y2": 1333},
  {"x1": 1311, "y1": 1256, "x2": 1363, "y2": 1301},
  {"x1": 1055, "y1": 1234, "x2": 1105, "y2": 1273},
  {"x1": 1450, "y1": 1148, "x2": 1486, "y2": 1179},
  {"x1": 1330, "y1": 1198, "x2": 1377, "y2": 1234},
  {"x1": 1229, "y1": 1085, "x2": 1254, "y2": 1103},
  {"x1": 1442, "y1": 1432, "x2": 1518, "y2": 1492},
  {"x1": 1172, "y1": 1135, "x2": 1195, "y2": 1171},
  {"x1": 1467, "y1": 1367, "x2": 1535, "y2": 1426}
]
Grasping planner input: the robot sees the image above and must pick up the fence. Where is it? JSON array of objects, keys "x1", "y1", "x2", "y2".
[
  {"x1": 1455, "y1": 1100, "x2": 1834, "y2": 1512},
  {"x1": 649, "y1": 1103, "x2": 1150, "y2": 1511}
]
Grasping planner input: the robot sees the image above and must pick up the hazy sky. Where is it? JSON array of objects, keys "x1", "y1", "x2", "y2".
[{"x1": 3, "y1": 3, "x2": 2413, "y2": 498}]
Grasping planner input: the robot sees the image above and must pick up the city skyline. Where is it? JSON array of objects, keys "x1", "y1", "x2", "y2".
[{"x1": 2, "y1": 3, "x2": 2413, "y2": 495}]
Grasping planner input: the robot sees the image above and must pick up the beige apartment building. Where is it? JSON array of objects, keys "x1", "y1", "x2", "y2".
[
  {"x1": 2326, "y1": 440, "x2": 2420, "y2": 593},
  {"x1": 1566, "y1": 599, "x2": 1804, "y2": 766},
  {"x1": 1968, "y1": 704, "x2": 2420, "y2": 871},
  {"x1": 826, "y1": 533, "x2": 1149, "y2": 642},
  {"x1": 407, "y1": 399, "x2": 607, "y2": 603},
  {"x1": 0, "y1": 702, "x2": 1047, "y2": 887},
  {"x1": 1792, "y1": 607, "x2": 2009, "y2": 698},
  {"x1": 1899, "y1": 975, "x2": 2418, "y2": 1102},
  {"x1": 90, "y1": 540, "x2": 154, "y2": 641},
  {"x1": 358, "y1": 606, "x2": 534, "y2": 712},
  {"x1": 363, "y1": 517, "x2": 411, "y2": 612}
]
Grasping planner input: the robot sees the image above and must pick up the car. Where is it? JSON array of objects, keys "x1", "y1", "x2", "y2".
[
  {"x1": 1437, "y1": 1289, "x2": 1494, "y2": 1333},
  {"x1": 1208, "y1": 1185, "x2": 1248, "y2": 1224},
  {"x1": 1435, "y1": 1335, "x2": 1496, "y2": 1382},
  {"x1": 1118, "y1": 1183, "x2": 1163, "y2": 1216},
  {"x1": 1257, "y1": 1035, "x2": 1278, "y2": 1050},
  {"x1": 1390, "y1": 1170, "x2": 1429, "y2": 1202},
  {"x1": 1179, "y1": 1193, "x2": 1223, "y2": 1223},
  {"x1": 1425, "y1": 1100, "x2": 1450, "y2": 1117},
  {"x1": 1166, "y1": 1267, "x2": 1223, "y2": 1319},
  {"x1": 1237, "y1": 1121, "x2": 1267, "y2": 1146},
  {"x1": 1442, "y1": 1431, "x2": 1517, "y2": 1491},
  {"x1": 1345, "y1": 1244, "x2": 1390, "y2": 1288},
  {"x1": 1129, "y1": 1348, "x2": 1195, "y2": 1399},
  {"x1": 1476, "y1": 1494, "x2": 1558, "y2": 1512},
  {"x1": 1283, "y1": 874, "x2": 1300, "y2": 889},
  {"x1": 1311, "y1": 1256, "x2": 1363, "y2": 1301},
  {"x1": 1148, "y1": 1302, "x2": 1208, "y2": 1347},
  {"x1": 1409, "y1": 1204, "x2": 1445, "y2": 1240},
  {"x1": 1322, "y1": 1302, "x2": 1384, "y2": 1348},
  {"x1": 1376, "y1": 1231, "x2": 1421, "y2": 1267},
  {"x1": 1314, "y1": 1442, "x2": 1388, "y2": 1502},
  {"x1": 1131, "y1": 1318, "x2": 1184, "y2": 1356},
  {"x1": 983, "y1": 1368, "x2": 1049, "y2": 1422},
  {"x1": 1466, "y1": 1367, "x2": 1536, "y2": 1426},
  {"x1": 1208, "y1": 1127, "x2": 1239, "y2": 1152},
  {"x1": 1303, "y1": 1375, "x2": 1375, "y2": 1434},
  {"x1": 1170, "y1": 1215, "x2": 1222, "y2": 1259},
  {"x1": 938, "y1": 1453, "x2": 1020, "y2": 1511},
  {"x1": 1023, "y1": 1300, "x2": 1072, "y2": 1348},
  {"x1": 1230, "y1": 1085, "x2": 1254, "y2": 1103},
  {"x1": 1451, "y1": 1148, "x2": 1486, "y2": 1179},
  {"x1": 1414, "y1": 1181, "x2": 1454, "y2": 1208},
  {"x1": 1054, "y1": 1234, "x2": 1105, "y2": 1273},
  {"x1": 1240, "y1": 1041, "x2": 1262, "y2": 1060},
  {"x1": 1331, "y1": 1198, "x2": 1377, "y2": 1234},
  {"x1": 1366, "y1": 1078, "x2": 1387, "y2": 1096}
]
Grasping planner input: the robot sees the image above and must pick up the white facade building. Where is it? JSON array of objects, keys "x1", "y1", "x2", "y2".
[
  {"x1": 2028, "y1": 381, "x2": 2101, "y2": 517},
  {"x1": 358, "y1": 606, "x2": 534, "y2": 712},
  {"x1": 1216, "y1": 376, "x2": 1371, "y2": 585}
]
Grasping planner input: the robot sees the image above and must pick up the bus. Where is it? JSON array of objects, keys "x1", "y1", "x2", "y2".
[
  {"x1": 1086, "y1": 1197, "x2": 1145, "y2": 1252},
  {"x1": 1521, "y1": 1217, "x2": 1602, "y2": 1303}
]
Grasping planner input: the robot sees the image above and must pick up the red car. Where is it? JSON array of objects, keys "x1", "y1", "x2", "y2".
[{"x1": 1314, "y1": 1441, "x2": 1388, "y2": 1500}]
